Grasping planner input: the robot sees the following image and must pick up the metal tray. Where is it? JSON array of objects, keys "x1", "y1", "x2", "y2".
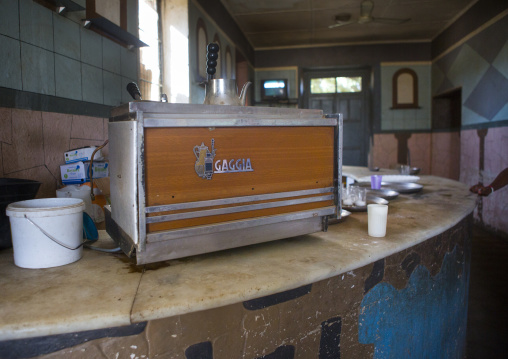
[
  {"x1": 329, "y1": 209, "x2": 352, "y2": 224},
  {"x1": 340, "y1": 209, "x2": 351, "y2": 219},
  {"x1": 343, "y1": 195, "x2": 388, "y2": 212},
  {"x1": 367, "y1": 188, "x2": 399, "y2": 200},
  {"x1": 358, "y1": 181, "x2": 423, "y2": 194},
  {"x1": 381, "y1": 182, "x2": 423, "y2": 194}
]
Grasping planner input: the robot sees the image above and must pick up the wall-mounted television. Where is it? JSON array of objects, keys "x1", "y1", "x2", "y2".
[{"x1": 261, "y1": 79, "x2": 288, "y2": 101}]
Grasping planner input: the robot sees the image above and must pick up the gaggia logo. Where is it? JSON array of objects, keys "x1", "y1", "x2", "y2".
[
  {"x1": 193, "y1": 139, "x2": 217, "y2": 180},
  {"x1": 193, "y1": 139, "x2": 254, "y2": 180}
]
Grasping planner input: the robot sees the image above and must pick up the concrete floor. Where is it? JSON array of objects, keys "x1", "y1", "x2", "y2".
[{"x1": 466, "y1": 225, "x2": 508, "y2": 358}]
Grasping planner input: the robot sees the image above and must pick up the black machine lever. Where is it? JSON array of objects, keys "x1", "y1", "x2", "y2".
[
  {"x1": 126, "y1": 82, "x2": 142, "y2": 101},
  {"x1": 206, "y1": 43, "x2": 219, "y2": 80}
]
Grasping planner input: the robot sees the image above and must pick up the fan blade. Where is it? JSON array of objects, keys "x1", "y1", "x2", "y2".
[
  {"x1": 361, "y1": 0, "x2": 374, "y2": 18},
  {"x1": 328, "y1": 21, "x2": 354, "y2": 29},
  {"x1": 371, "y1": 17, "x2": 411, "y2": 25}
]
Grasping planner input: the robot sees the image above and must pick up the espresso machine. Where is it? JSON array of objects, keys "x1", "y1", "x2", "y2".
[{"x1": 105, "y1": 44, "x2": 343, "y2": 264}]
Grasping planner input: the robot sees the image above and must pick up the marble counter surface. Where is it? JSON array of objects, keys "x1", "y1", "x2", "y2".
[
  {"x1": 0, "y1": 168, "x2": 477, "y2": 341},
  {"x1": 342, "y1": 165, "x2": 400, "y2": 180}
]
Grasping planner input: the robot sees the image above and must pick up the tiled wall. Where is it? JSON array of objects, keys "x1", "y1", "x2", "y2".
[
  {"x1": 432, "y1": 14, "x2": 508, "y2": 126},
  {"x1": 430, "y1": 131, "x2": 461, "y2": 180},
  {"x1": 434, "y1": 12, "x2": 508, "y2": 234},
  {"x1": 374, "y1": 12, "x2": 508, "y2": 235},
  {"x1": 407, "y1": 133, "x2": 431, "y2": 175},
  {"x1": 373, "y1": 124, "x2": 507, "y2": 234},
  {"x1": 0, "y1": 0, "x2": 137, "y2": 199},
  {"x1": 0, "y1": 0, "x2": 139, "y2": 107},
  {"x1": 0, "y1": 107, "x2": 108, "y2": 199},
  {"x1": 372, "y1": 133, "x2": 398, "y2": 171},
  {"x1": 461, "y1": 127, "x2": 508, "y2": 235},
  {"x1": 372, "y1": 131, "x2": 460, "y2": 180}
]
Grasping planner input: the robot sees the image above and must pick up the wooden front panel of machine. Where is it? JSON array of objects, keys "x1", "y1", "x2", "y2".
[{"x1": 144, "y1": 126, "x2": 335, "y2": 232}]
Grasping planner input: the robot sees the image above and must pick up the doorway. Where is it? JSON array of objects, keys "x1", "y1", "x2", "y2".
[
  {"x1": 303, "y1": 68, "x2": 371, "y2": 166},
  {"x1": 431, "y1": 87, "x2": 462, "y2": 180}
]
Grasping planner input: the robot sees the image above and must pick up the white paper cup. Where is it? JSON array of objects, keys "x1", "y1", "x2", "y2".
[{"x1": 368, "y1": 204, "x2": 388, "y2": 237}]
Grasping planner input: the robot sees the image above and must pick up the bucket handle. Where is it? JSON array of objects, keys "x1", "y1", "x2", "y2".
[{"x1": 24, "y1": 215, "x2": 90, "y2": 250}]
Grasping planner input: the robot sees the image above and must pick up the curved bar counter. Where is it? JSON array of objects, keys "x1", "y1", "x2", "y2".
[{"x1": 0, "y1": 167, "x2": 476, "y2": 358}]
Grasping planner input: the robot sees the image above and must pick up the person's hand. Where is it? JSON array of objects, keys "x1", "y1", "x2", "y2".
[
  {"x1": 469, "y1": 183, "x2": 482, "y2": 193},
  {"x1": 469, "y1": 183, "x2": 493, "y2": 196},
  {"x1": 478, "y1": 186, "x2": 494, "y2": 196}
]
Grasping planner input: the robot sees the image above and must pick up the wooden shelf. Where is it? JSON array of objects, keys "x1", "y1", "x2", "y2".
[
  {"x1": 84, "y1": 17, "x2": 147, "y2": 48},
  {"x1": 35, "y1": 0, "x2": 146, "y2": 48},
  {"x1": 85, "y1": 0, "x2": 147, "y2": 48},
  {"x1": 34, "y1": 0, "x2": 85, "y2": 12}
]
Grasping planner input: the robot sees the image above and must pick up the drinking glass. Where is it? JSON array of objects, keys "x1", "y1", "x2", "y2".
[
  {"x1": 400, "y1": 165, "x2": 410, "y2": 175},
  {"x1": 355, "y1": 187, "x2": 366, "y2": 207}
]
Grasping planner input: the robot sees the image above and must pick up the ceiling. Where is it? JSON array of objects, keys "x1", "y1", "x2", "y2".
[{"x1": 219, "y1": 0, "x2": 478, "y2": 50}]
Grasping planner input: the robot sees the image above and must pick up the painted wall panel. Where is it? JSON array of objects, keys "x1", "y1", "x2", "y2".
[
  {"x1": 432, "y1": 15, "x2": 508, "y2": 126},
  {"x1": 432, "y1": 13, "x2": 508, "y2": 235}
]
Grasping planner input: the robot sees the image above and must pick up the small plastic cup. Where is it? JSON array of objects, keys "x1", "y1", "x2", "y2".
[
  {"x1": 371, "y1": 175, "x2": 382, "y2": 190},
  {"x1": 368, "y1": 204, "x2": 388, "y2": 237}
]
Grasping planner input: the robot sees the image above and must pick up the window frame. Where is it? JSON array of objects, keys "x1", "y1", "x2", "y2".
[
  {"x1": 309, "y1": 76, "x2": 362, "y2": 94},
  {"x1": 225, "y1": 46, "x2": 232, "y2": 79},
  {"x1": 138, "y1": 0, "x2": 163, "y2": 101},
  {"x1": 392, "y1": 68, "x2": 419, "y2": 109},
  {"x1": 213, "y1": 34, "x2": 222, "y2": 79},
  {"x1": 196, "y1": 17, "x2": 208, "y2": 83}
]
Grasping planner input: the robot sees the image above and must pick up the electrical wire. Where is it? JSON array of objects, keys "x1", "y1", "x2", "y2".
[
  {"x1": 89, "y1": 139, "x2": 109, "y2": 201},
  {"x1": 84, "y1": 244, "x2": 122, "y2": 253}
]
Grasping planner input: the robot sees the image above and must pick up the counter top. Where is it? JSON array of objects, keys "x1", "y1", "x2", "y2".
[{"x1": 0, "y1": 167, "x2": 477, "y2": 341}]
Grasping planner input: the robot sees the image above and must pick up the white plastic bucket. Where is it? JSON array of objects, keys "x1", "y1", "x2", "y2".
[{"x1": 6, "y1": 198, "x2": 85, "y2": 269}]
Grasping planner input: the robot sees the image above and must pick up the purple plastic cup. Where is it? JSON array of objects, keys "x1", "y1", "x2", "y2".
[{"x1": 371, "y1": 175, "x2": 382, "y2": 190}]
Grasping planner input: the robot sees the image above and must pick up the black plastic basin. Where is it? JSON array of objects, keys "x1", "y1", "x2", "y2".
[{"x1": 0, "y1": 178, "x2": 42, "y2": 250}]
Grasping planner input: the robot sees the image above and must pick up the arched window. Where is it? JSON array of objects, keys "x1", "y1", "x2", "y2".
[
  {"x1": 196, "y1": 18, "x2": 207, "y2": 81},
  {"x1": 213, "y1": 34, "x2": 222, "y2": 79},
  {"x1": 225, "y1": 46, "x2": 232, "y2": 79},
  {"x1": 392, "y1": 68, "x2": 419, "y2": 109}
]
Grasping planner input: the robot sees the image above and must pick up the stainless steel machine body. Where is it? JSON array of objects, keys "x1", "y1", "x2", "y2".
[{"x1": 106, "y1": 102, "x2": 342, "y2": 264}]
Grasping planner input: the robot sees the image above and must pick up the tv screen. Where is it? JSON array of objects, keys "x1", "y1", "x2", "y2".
[{"x1": 261, "y1": 79, "x2": 288, "y2": 100}]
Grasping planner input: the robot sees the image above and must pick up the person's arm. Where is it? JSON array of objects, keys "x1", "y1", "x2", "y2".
[
  {"x1": 488, "y1": 168, "x2": 508, "y2": 193},
  {"x1": 469, "y1": 168, "x2": 508, "y2": 196}
]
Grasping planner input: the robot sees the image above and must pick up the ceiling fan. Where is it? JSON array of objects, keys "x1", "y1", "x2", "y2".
[{"x1": 328, "y1": 0, "x2": 411, "y2": 28}]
